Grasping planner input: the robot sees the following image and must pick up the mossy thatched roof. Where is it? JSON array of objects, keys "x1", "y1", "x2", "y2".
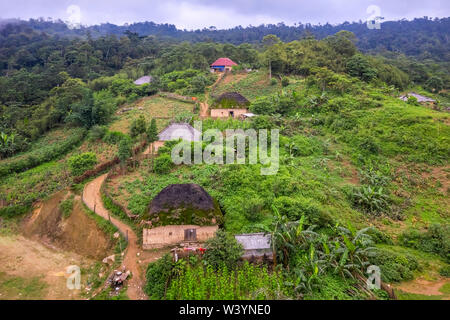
[
  {"x1": 215, "y1": 92, "x2": 250, "y2": 108},
  {"x1": 147, "y1": 184, "x2": 222, "y2": 226}
]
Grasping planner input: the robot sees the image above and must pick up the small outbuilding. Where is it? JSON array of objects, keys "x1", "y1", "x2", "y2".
[
  {"x1": 235, "y1": 233, "x2": 274, "y2": 263},
  {"x1": 158, "y1": 123, "x2": 201, "y2": 142},
  {"x1": 399, "y1": 92, "x2": 436, "y2": 103},
  {"x1": 134, "y1": 75, "x2": 154, "y2": 85},
  {"x1": 210, "y1": 58, "x2": 238, "y2": 73}
]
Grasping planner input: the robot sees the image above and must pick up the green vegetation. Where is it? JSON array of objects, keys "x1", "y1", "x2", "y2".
[
  {"x1": 0, "y1": 272, "x2": 47, "y2": 300},
  {"x1": 68, "y1": 152, "x2": 98, "y2": 176},
  {"x1": 202, "y1": 230, "x2": 244, "y2": 270},
  {"x1": 0, "y1": 128, "x2": 86, "y2": 177},
  {"x1": 1, "y1": 17, "x2": 449, "y2": 301},
  {"x1": 166, "y1": 262, "x2": 287, "y2": 300},
  {"x1": 398, "y1": 224, "x2": 449, "y2": 263},
  {"x1": 60, "y1": 195, "x2": 75, "y2": 218}
]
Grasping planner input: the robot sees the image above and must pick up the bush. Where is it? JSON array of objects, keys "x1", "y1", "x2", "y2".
[
  {"x1": 270, "y1": 78, "x2": 278, "y2": 86},
  {"x1": 144, "y1": 254, "x2": 174, "y2": 300},
  {"x1": 103, "y1": 131, "x2": 127, "y2": 145},
  {"x1": 398, "y1": 224, "x2": 450, "y2": 262},
  {"x1": 203, "y1": 230, "x2": 243, "y2": 270},
  {"x1": 369, "y1": 248, "x2": 420, "y2": 282},
  {"x1": 407, "y1": 96, "x2": 419, "y2": 106},
  {"x1": 130, "y1": 115, "x2": 147, "y2": 138},
  {"x1": 68, "y1": 152, "x2": 97, "y2": 176},
  {"x1": 273, "y1": 196, "x2": 331, "y2": 226},
  {"x1": 153, "y1": 154, "x2": 174, "y2": 174},
  {"x1": 350, "y1": 185, "x2": 390, "y2": 215},
  {"x1": 59, "y1": 195, "x2": 74, "y2": 218},
  {"x1": 439, "y1": 265, "x2": 450, "y2": 277},
  {"x1": 281, "y1": 77, "x2": 290, "y2": 87},
  {"x1": 88, "y1": 125, "x2": 107, "y2": 141},
  {"x1": 0, "y1": 128, "x2": 86, "y2": 177}
]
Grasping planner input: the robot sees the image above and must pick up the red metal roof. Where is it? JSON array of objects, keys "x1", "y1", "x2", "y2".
[{"x1": 211, "y1": 58, "x2": 238, "y2": 67}]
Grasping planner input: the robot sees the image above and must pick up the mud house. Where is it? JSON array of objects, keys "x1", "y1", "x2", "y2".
[
  {"x1": 143, "y1": 225, "x2": 218, "y2": 249},
  {"x1": 235, "y1": 233, "x2": 274, "y2": 263},
  {"x1": 210, "y1": 57, "x2": 238, "y2": 73},
  {"x1": 143, "y1": 184, "x2": 222, "y2": 249},
  {"x1": 210, "y1": 92, "x2": 250, "y2": 119}
]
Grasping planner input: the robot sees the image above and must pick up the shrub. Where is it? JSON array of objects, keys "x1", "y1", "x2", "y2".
[
  {"x1": 117, "y1": 136, "x2": 132, "y2": 163},
  {"x1": 68, "y1": 152, "x2": 97, "y2": 176},
  {"x1": 153, "y1": 154, "x2": 174, "y2": 174},
  {"x1": 439, "y1": 265, "x2": 450, "y2": 277},
  {"x1": 273, "y1": 196, "x2": 331, "y2": 226},
  {"x1": 0, "y1": 128, "x2": 86, "y2": 177},
  {"x1": 59, "y1": 195, "x2": 74, "y2": 218},
  {"x1": 350, "y1": 185, "x2": 390, "y2": 215},
  {"x1": 202, "y1": 230, "x2": 243, "y2": 270},
  {"x1": 369, "y1": 248, "x2": 420, "y2": 282},
  {"x1": 88, "y1": 125, "x2": 107, "y2": 141},
  {"x1": 270, "y1": 78, "x2": 278, "y2": 86},
  {"x1": 398, "y1": 224, "x2": 450, "y2": 262},
  {"x1": 130, "y1": 115, "x2": 147, "y2": 138},
  {"x1": 366, "y1": 228, "x2": 393, "y2": 245},
  {"x1": 144, "y1": 254, "x2": 174, "y2": 300},
  {"x1": 407, "y1": 96, "x2": 419, "y2": 106},
  {"x1": 281, "y1": 77, "x2": 290, "y2": 87},
  {"x1": 103, "y1": 131, "x2": 126, "y2": 144}
]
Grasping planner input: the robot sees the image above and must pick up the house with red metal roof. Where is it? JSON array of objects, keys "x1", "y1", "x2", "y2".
[{"x1": 210, "y1": 57, "x2": 238, "y2": 72}]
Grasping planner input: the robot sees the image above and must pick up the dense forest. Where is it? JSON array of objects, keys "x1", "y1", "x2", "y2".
[
  {"x1": 3, "y1": 17, "x2": 449, "y2": 60},
  {"x1": 1, "y1": 17, "x2": 449, "y2": 159}
]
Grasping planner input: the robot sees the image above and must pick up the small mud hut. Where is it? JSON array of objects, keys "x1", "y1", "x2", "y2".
[{"x1": 211, "y1": 92, "x2": 250, "y2": 119}]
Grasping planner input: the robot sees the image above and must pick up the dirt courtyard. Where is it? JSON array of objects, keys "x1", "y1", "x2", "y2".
[{"x1": 0, "y1": 234, "x2": 94, "y2": 300}]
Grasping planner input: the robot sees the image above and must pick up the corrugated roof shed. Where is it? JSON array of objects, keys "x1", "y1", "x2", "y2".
[
  {"x1": 399, "y1": 92, "x2": 436, "y2": 103},
  {"x1": 158, "y1": 123, "x2": 201, "y2": 142},
  {"x1": 134, "y1": 75, "x2": 153, "y2": 85},
  {"x1": 235, "y1": 233, "x2": 272, "y2": 250}
]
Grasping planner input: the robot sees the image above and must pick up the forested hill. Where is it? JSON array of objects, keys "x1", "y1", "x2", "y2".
[{"x1": 2, "y1": 17, "x2": 449, "y2": 60}]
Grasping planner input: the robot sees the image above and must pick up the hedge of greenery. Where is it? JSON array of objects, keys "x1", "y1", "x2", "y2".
[{"x1": 0, "y1": 128, "x2": 86, "y2": 177}]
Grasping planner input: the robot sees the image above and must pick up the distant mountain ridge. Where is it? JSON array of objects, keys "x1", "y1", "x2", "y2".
[{"x1": 2, "y1": 17, "x2": 449, "y2": 60}]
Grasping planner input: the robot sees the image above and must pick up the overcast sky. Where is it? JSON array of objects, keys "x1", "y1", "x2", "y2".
[{"x1": 1, "y1": 0, "x2": 449, "y2": 30}]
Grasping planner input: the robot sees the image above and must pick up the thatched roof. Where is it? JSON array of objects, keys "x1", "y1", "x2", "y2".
[
  {"x1": 147, "y1": 184, "x2": 222, "y2": 226},
  {"x1": 215, "y1": 92, "x2": 250, "y2": 107},
  {"x1": 158, "y1": 123, "x2": 201, "y2": 142}
]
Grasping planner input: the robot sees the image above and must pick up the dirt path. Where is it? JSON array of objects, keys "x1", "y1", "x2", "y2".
[
  {"x1": 394, "y1": 277, "x2": 450, "y2": 299},
  {"x1": 200, "y1": 73, "x2": 225, "y2": 119},
  {"x1": 82, "y1": 174, "x2": 147, "y2": 300}
]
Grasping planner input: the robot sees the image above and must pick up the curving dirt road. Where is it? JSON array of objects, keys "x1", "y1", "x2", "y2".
[{"x1": 82, "y1": 174, "x2": 147, "y2": 300}]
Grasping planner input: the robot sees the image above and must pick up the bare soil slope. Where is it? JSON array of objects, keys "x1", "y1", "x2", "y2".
[{"x1": 23, "y1": 190, "x2": 114, "y2": 259}]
